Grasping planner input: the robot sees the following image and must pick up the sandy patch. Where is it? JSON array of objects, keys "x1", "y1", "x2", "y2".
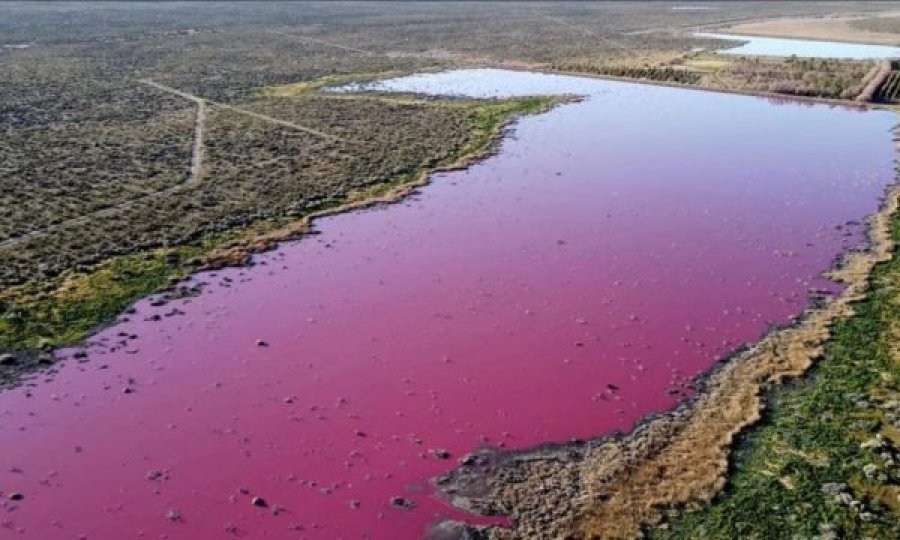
[{"x1": 726, "y1": 13, "x2": 900, "y2": 46}]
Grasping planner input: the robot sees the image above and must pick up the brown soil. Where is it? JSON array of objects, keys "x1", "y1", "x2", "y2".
[
  {"x1": 725, "y1": 13, "x2": 900, "y2": 46},
  {"x1": 857, "y1": 59, "x2": 892, "y2": 102}
]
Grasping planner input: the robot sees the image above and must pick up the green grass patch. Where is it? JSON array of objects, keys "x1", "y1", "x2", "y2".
[
  {"x1": 650, "y1": 217, "x2": 900, "y2": 539},
  {"x1": 0, "y1": 247, "x2": 199, "y2": 350},
  {"x1": 452, "y1": 96, "x2": 562, "y2": 160},
  {"x1": 260, "y1": 71, "x2": 411, "y2": 97}
]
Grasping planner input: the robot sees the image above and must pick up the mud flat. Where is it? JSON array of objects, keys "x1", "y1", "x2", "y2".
[{"x1": 0, "y1": 70, "x2": 895, "y2": 539}]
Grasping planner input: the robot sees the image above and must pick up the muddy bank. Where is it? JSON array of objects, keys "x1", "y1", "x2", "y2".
[{"x1": 430, "y1": 180, "x2": 900, "y2": 539}]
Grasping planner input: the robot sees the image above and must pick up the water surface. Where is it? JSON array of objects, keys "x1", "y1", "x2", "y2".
[
  {"x1": 0, "y1": 69, "x2": 895, "y2": 539},
  {"x1": 696, "y1": 31, "x2": 900, "y2": 59}
]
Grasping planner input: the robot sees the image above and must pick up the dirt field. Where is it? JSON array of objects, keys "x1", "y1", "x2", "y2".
[{"x1": 725, "y1": 11, "x2": 900, "y2": 46}]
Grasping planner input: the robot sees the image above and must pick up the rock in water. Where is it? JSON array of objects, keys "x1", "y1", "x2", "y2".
[{"x1": 0, "y1": 353, "x2": 17, "y2": 366}]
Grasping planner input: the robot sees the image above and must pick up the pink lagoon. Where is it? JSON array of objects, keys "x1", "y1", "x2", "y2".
[{"x1": 0, "y1": 70, "x2": 896, "y2": 539}]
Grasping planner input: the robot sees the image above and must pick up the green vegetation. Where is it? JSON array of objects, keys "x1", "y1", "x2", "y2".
[
  {"x1": 260, "y1": 72, "x2": 414, "y2": 97},
  {"x1": 0, "y1": 92, "x2": 555, "y2": 385},
  {"x1": 728, "y1": 55, "x2": 874, "y2": 99},
  {"x1": 2, "y1": 1, "x2": 899, "y2": 532},
  {"x1": 450, "y1": 97, "x2": 561, "y2": 158},
  {"x1": 557, "y1": 52, "x2": 873, "y2": 100},
  {"x1": 550, "y1": 63, "x2": 702, "y2": 84},
  {"x1": 0, "y1": 247, "x2": 197, "y2": 351},
  {"x1": 650, "y1": 215, "x2": 900, "y2": 539}
]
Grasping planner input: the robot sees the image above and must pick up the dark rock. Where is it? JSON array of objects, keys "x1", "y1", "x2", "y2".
[
  {"x1": 458, "y1": 452, "x2": 487, "y2": 467},
  {"x1": 390, "y1": 496, "x2": 415, "y2": 509},
  {"x1": 146, "y1": 469, "x2": 167, "y2": 481},
  {"x1": 431, "y1": 448, "x2": 452, "y2": 460}
]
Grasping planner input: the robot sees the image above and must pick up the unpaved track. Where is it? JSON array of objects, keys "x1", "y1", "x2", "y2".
[
  {"x1": 144, "y1": 80, "x2": 206, "y2": 185},
  {"x1": 138, "y1": 79, "x2": 352, "y2": 143},
  {"x1": 0, "y1": 79, "x2": 353, "y2": 250},
  {"x1": 0, "y1": 179, "x2": 195, "y2": 250},
  {"x1": 857, "y1": 59, "x2": 892, "y2": 103},
  {"x1": 190, "y1": 99, "x2": 206, "y2": 184},
  {"x1": 213, "y1": 99, "x2": 350, "y2": 142},
  {"x1": 0, "y1": 81, "x2": 208, "y2": 250},
  {"x1": 528, "y1": 8, "x2": 629, "y2": 52},
  {"x1": 266, "y1": 29, "x2": 380, "y2": 56}
]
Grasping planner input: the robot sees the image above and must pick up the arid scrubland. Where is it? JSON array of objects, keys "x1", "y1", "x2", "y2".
[{"x1": 11, "y1": 2, "x2": 885, "y2": 351}]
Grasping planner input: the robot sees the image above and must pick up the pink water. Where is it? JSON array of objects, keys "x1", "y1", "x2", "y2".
[{"x1": 1, "y1": 70, "x2": 896, "y2": 539}]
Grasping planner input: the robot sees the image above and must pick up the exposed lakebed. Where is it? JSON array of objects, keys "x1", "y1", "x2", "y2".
[{"x1": 0, "y1": 69, "x2": 896, "y2": 539}]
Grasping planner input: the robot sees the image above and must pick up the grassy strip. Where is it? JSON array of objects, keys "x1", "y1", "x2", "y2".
[
  {"x1": 0, "y1": 248, "x2": 197, "y2": 351},
  {"x1": 453, "y1": 97, "x2": 559, "y2": 158},
  {"x1": 650, "y1": 216, "x2": 900, "y2": 538},
  {"x1": 0, "y1": 94, "x2": 557, "y2": 362},
  {"x1": 259, "y1": 71, "x2": 413, "y2": 97}
]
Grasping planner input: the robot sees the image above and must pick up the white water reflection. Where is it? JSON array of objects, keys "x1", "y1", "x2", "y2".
[{"x1": 696, "y1": 32, "x2": 900, "y2": 59}]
